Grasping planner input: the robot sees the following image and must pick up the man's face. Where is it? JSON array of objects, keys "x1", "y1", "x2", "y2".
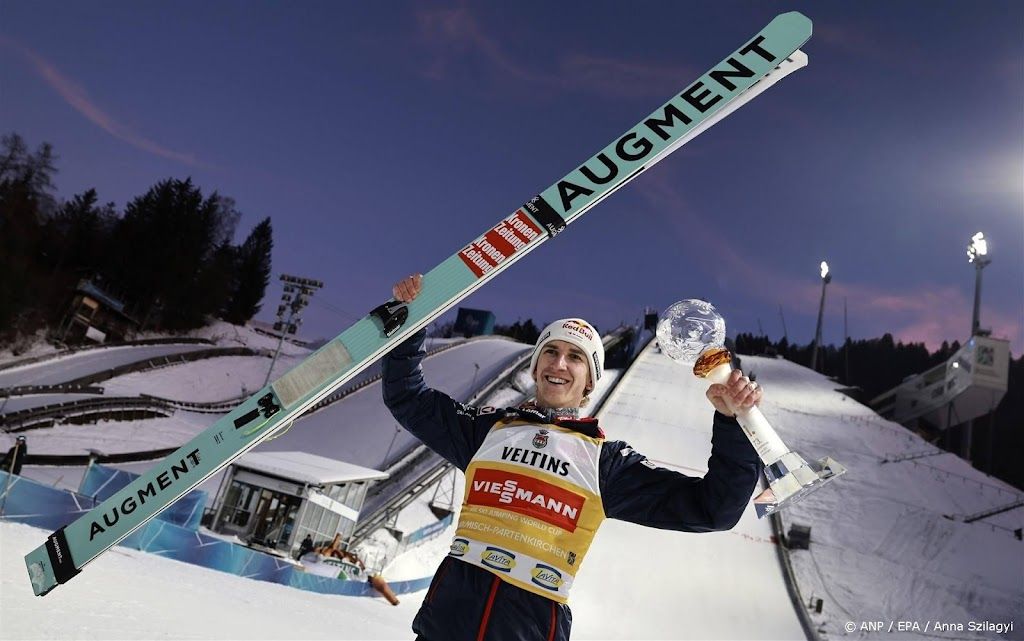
[{"x1": 533, "y1": 340, "x2": 591, "y2": 409}]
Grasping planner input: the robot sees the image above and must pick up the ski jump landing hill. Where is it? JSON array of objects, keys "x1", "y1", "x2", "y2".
[{"x1": 1, "y1": 325, "x2": 1021, "y2": 640}]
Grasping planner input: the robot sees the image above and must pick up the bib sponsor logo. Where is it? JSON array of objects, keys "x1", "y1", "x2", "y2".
[
  {"x1": 481, "y1": 546, "x2": 516, "y2": 572},
  {"x1": 532, "y1": 430, "x2": 549, "y2": 449},
  {"x1": 450, "y1": 538, "x2": 469, "y2": 557},
  {"x1": 458, "y1": 210, "x2": 542, "y2": 278},
  {"x1": 530, "y1": 564, "x2": 564, "y2": 591},
  {"x1": 567, "y1": 551, "x2": 577, "y2": 566},
  {"x1": 469, "y1": 468, "x2": 584, "y2": 532},
  {"x1": 500, "y1": 445, "x2": 570, "y2": 477}
]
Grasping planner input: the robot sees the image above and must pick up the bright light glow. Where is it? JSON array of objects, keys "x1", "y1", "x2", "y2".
[
  {"x1": 967, "y1": 231, "x2": 989, "y2": 263},
  {"x1": 952, "y1": 362, "x2": 960, "y2": 369},
  {"x1": 820, "y1": 261, "x2": 830, "y2": 279}
]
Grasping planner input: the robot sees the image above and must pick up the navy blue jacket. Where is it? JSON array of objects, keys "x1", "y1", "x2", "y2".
[{"x1": 382, "y1": 330, "x2": 763, "y2": 641}]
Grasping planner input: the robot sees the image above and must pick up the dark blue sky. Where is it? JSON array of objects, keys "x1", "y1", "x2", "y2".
[{"x1": 3, "y1": 1, "x2": 1021, "y2": 354}]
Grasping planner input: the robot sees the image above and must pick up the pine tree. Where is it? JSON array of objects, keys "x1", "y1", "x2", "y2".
[
  {"x1": 109, "y1": 177, "x2": 239, "y2": 330},
  {"x1": 0, "y1": 133, "x2": 60, "y2": 340},
  {"x1": 223, "y1": 217, "x2": 273, "y2": 324}
]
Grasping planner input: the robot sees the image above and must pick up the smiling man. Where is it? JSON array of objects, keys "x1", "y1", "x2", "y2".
[
  {"x1": 383, "y1": 273, "x2": 764, "y2": 641},
  {"x1": 530, "y1": 318, "x2": 600, "y2": 411}
]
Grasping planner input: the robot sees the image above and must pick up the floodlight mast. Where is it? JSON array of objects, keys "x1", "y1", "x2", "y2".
[
  {"x1": 962, "y1": 232, "x2": 992, "y2": 464},
  {"x1": 811, "y1": 261, "x2": 832, "y2": 372},
  {"x1": 263, "y1": 274, "x2": 323, "y2": 387},
  {"x1": 967, "y1": 232, "x2": 991, "y2": 337}
]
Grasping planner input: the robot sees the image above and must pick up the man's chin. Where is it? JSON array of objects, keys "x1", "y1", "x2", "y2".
[
  {"x1": 535, "y1": 394, "x2": 556, "y2": 409},
  {"x1": 537, "y1": 394, "x2": 573, "y2": 409}
]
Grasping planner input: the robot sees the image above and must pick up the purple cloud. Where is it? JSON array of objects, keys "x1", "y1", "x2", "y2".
[
  {"x1": 413, "y1": 6, "x2": 693, "y2": 99},
  {"x1": 1, "y1": 36, "x2": 212, "y2": 169}
]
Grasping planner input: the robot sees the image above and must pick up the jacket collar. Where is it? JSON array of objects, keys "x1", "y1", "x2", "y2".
[{"x1": 509, "y1": 404, "x2": 605, "y2": 439}]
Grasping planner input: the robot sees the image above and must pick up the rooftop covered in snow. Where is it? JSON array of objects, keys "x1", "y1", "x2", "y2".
[{"x1": 234, "y1": 450, "x2": 389, "y2": 486}]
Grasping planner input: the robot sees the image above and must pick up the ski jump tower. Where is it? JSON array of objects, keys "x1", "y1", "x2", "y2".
[
  {"x1": 870, "y1": 335, "x2": 1009, "y2": 435},
  {"x1": 872, "y1": 231, "x2": 1010, "y2": 461}
]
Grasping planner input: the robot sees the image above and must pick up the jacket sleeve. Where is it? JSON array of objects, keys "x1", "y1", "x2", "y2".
[
  {"x1": 599, "y1": 412, "x2": 763, "y2": 532},
  {"x1": 381, "y1": 329, "x2": 491, "y2": 471}
]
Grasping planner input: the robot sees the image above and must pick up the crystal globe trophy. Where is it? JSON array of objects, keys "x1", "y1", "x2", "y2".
[{"x1": 657, "y1": 299, "x2": 846, "y2": 518}]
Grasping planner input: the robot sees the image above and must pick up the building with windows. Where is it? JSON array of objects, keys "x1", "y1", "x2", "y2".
[
  {"x1": 209, "y1": 450, "x2": 388, "y2": 558},
  {"x1": 870, "y1": 335, "x2": 1010, "y2": 430},
  {"x1": 57, "y1": 278, "x2": 139, "y2": 344}
]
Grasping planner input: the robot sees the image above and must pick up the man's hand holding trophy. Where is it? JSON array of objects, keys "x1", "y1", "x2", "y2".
[{"x1": 657, "y1": 299, "x2": 846, "y2": 518}]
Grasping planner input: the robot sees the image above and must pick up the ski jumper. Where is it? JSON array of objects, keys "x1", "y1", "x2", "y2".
[{"x1": 383, "y1": 329, "x2": 763, "y2": 641}]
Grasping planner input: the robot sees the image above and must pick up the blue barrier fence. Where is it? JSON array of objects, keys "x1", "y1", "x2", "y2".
[
  {"x1": 79, "y1": 462, "x2": 207, "y2": 530},
  {"x1": 405, "y1": 513, "x2": 453, "y2": 545},
  {"x1": 0, "y1": 470, "x2": 436, "y2": 598}
]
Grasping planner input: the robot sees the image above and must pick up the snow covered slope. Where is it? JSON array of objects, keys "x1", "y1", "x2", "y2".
[
  {"x1": 0, "y1": 521, "x2": 421, "y2": 640},
  {"x1": 2, "y1": 326, "x2": 1021, "y2": 641},
  {"x1": 745, "y1": 354, "x2": 1023, "y2": 640},
  {"x1": 0, "y1": 343, "x2": 218, "y2": 387},
  {"x1": 571, "y1": 340, "x2": 807, "y2": 640}
]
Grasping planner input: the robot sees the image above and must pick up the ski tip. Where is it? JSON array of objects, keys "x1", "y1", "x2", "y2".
[{"x1": 770, "y1": 11, "x2": 813, "y2": 41}]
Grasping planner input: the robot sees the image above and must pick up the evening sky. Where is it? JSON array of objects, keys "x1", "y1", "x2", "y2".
[{"x1": 2, "y1": 1, "x2": 1021, "y2": 354}]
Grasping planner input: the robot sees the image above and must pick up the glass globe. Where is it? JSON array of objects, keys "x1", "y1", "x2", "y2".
[{"x1": 656, "y1": 299, "x2": 726, "y2": 365}]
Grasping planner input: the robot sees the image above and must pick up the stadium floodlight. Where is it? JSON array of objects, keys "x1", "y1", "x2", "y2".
[
  {"x1": 264, "y1": 273, "x2": 323, "y2": 387},
  {"x1": 967, "y1": 232, "x2": 989, "y2": 264},
  {"x1": 811, "y1": 260, "x2": 832, "y2": 372},
  {"x1": 967, "y1": 232, "x2": 991, "y2": 337}
]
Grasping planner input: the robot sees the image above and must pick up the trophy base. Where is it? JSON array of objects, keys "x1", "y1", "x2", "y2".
[{"x1": 753, "y1": 453, "x2": 846, "y2": 519}]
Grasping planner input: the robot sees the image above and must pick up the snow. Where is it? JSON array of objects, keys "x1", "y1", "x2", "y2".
[
  {"x1": 0, "y1": 522, "x2": 422, "y2": 640},
  {"x1": 571, "y1": 340, "x2": 807, "y2": 641},
  {"x1": 0, "y1": 343, "x2": 220, "y2": 387},
  {"x1": 0, "y1": 330, "x2": 60, "y2": 368},
  {"x1": 3, "y1": 414, "x2": 211, "y2": 457},
  {"x1": 740, "y1": 354, "x2": 1023, "y2": 640},
  {"x1": 1, "y1": 324, "x2": 1021, "y2": 640},
  {"x1": 0, "y1": 393, "x2": 101, "y2": 414},
  {"x1": 104, "y1": 355, "x2": 299, "y2": 402}
]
